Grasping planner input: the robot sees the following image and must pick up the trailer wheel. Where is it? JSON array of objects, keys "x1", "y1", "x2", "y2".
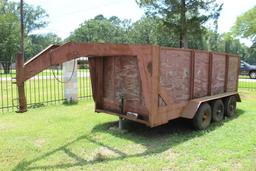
[
  {"x1": 193, "y1": 103, "x2": 212, "y2": 130},
  {"x1": 224, "y1": 96, "x2": 237, "y2": 117},
  {"x1": 212, "y1": 100, "x2": 224, "y2": 122}
]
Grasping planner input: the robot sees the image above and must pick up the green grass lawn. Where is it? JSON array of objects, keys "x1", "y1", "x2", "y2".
[
  {"x1": 239, "y1": 80, "x2": 256, "y2": 89},
  {"x1": 239, "y1": 75, "x2": 250, "y2": 79},
  {"x1": 0, "y1": 91, "x2": 256, "y2": 171}
]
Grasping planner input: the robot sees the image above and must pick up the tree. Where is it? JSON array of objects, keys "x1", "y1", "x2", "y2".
[
  {"x1": 23, "y1": 4, "x2": 49, "y2": 34},
  {"x1": 68, "y1": 15, "x2": 131, "y2": 44},
  {"x1": 0, "y1": 0, "x2": 48, "y2": 74},
  {"x1": 136, "y1": 0, "x2": 222, "y2": 48},
  {"x1": 245, "y1": 47, "x2": 256, "y2": 64},
  {"x1": 0, "y1": 13, "x2": 19, "y2": 74},
  {"x1": 204, "y1": 29, "x2": 221, "y2": 51},
  {"x1": 2, "y1": 0, "x2": 49, "y2": 34},
  {"x1": 25, "y1": 33, "x2": 61, "y2": 60},
  {"x1": 129, "y1": 17, "x2": 159, "y2": 44},
  {"x1": 232, "y1": 6, "x2": 256, "y2": 63},
  {"x1": 128, "y1": 17, "x2": 179, "y2": 47},
  {"x1": 232, "y1": 6, "x2": 256, "y2": 46}
]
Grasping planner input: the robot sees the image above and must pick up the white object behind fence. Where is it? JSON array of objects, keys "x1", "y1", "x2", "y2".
[{"x1": 63, "y1": 60, "x2": 78, "y2": 103}]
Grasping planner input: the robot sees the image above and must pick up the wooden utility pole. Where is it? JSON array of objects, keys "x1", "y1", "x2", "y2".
[
  {"x1": 20, "y1": 0, "x2": 24, "y2": 58},
  {"x1": 16, "y1": 0, "x2": 27, "y2": 113}
]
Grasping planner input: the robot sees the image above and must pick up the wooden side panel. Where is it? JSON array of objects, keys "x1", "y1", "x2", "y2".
[
  {"x1": 95, "y1": 57, "x2": 104, "y2": 109},
  {"x1": 160, "y1": 49, "x2": 191, "y2": 102},
  {"x1": 211, "y1": 54, "x2": 226, "y2": 95},
  {"x1": 88, "y1": 58, "x2": 97, "y2": 102},
  {"x1": 114, "y1": 56, "x2": 142, "y2": 103},
  {"x1": 194, "y1": 52, "x2": 209, "y2": 98},
  {"x1": 102, "y1": 56, "x2": 148, "y2": 118},
  {"x1": 103, "y1": 57, "x2": 115, "y2": 100},
  {"x1": 150, "y1": 46, "x2": 161, "y2": 126},
  {"x1": 227, "y1": 56, "x2": 239, "y2": 92}
]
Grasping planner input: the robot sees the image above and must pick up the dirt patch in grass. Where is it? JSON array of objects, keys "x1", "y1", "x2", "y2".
[
  {"x1": 34, "y1": 138, "x2": 46, "y2": 148},
  {"x1": 91, "y1": 147, "x2": 119, "y2": 162},
  {"x1": 0, "y1": 123, "x2": 11, "y2": 131},
  {"x1": 239, "y1": 91, "x2": 256, "y2": 100}
]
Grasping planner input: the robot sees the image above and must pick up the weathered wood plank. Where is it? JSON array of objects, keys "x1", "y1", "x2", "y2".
[
  {"x1": 208, "y1": 53, "x2": 213, "y2": 96},
  {"x1": 212, "y1": 54, "x2": 226, "y2": 95},
  {"x1": 190, "y1": 50, "x2": 195, "y2": 99},
  {"x1": 95, "y1": 57, "x2": 104, "y2": 109},
  {"x1": 194, "y1": 52, "x2": 209, "y2": 98},
  {"x1": 150, "y1": 46, "x2": 160, "y2": 126}
]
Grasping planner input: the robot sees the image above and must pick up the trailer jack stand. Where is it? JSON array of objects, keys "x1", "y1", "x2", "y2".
[{"x1": 118, "y1": 117, "x2": 124, "y2": 130}]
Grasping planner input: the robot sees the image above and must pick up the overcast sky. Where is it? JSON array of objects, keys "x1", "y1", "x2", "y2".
[{"x1": 13, "y1": 0, "x2": 256, "y2": 45}]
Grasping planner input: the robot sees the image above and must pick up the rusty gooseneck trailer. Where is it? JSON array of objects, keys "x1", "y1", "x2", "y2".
[{"x1": 17, "y1": 42, "x2": 241, "y2": 130}]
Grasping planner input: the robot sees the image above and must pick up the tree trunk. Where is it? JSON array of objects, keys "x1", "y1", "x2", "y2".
[
  {"x1": 225, "y1": 40, "x2": 231, "y2": 53},
  {"x1": 1, "y1": 62, "x2": 11, "y2": 74},
  {"x1": 180, "y1": 0, "x2": 188, "y2": 48},
  {"x1": 180, "y1": 32, "x2": 188, "y2": 48}
]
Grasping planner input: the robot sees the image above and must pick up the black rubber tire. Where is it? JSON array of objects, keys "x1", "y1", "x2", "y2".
[
  {"x1": 193, "y1": 103, "x2": 212, "y2": 130},
  {"x1": 224, "y1": 96, "x2": 237, "y2": 117},
  {"x1": 212, "y1": 99, "x2": 224, "y2": 122},
  {"x1": 249, "y1": 71, "x2": 256, "y2": 79}
]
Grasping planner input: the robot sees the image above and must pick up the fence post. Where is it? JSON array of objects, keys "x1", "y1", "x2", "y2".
[{"x1": 16, "y1": 53, "x2": 27, "y2": 112}]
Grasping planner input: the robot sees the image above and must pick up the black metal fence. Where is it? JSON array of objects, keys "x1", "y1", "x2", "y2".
[
  {"x1": 0, "y1": 63, "x2": 17, "y2": 113},
  {"x1": 238, "y1": 76, "x2": 256, "y2": 91},
  {"x1": 0, "y1": 58, "x2": 92, "y2": 113}
]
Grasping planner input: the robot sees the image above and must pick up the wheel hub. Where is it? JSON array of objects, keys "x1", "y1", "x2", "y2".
[
  {"x1": 217, "y1": 106, "x2": 223, "y2": 116},
  {"x1": 250, "y1": 72, "x2": 256, "y2": 79},
  {"x1": 202, "y1": 112, "x2": 209, "y2": 122},
  {"x1": 229, "y1": 101, "x2": 235, "y2": 112}
]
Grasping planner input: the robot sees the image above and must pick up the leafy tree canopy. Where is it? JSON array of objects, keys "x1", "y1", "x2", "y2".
[
  {"x1": 136, "y1": 0, "x2": 222, "y2": 48},
  {"x1": 25, "y1": 33, "x2": 61, "y2": 60},
  {"x1": 0, "y1": 0, "x2": 50, "y2": 73},
  {"x1": 0, "y1": 12, "x2": 19, "y2": 73},
  {"x1": 232, "y1": 6, "x2": 256, "y2": 46},
  {"x1": 68, "y1": 15, "x2": 131, "y2": 44}
]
